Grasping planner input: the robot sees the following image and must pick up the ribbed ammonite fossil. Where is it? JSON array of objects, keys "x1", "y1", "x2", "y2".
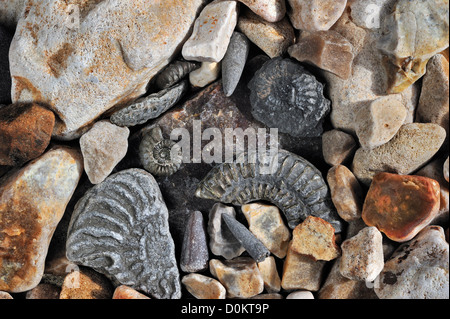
[
  {"x1": 139, "y1": 125, "x2": 182, "y2": 177},
  {"x1": 195, "y1": 149, "x2": 343, "y2": 232},
  {"x1": 248, "y1": 57, "x2": 331, "y2": 138}
]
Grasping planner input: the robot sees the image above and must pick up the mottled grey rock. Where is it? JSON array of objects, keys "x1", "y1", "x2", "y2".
[
  {"x1": 248, "y1": 57, "x2": 331, "y2": 138},
  {"x1": 375, "y1": 226, "x2": 449, "y2": 299},
  {"x1": 66, "y1": 168, "x2": 181, "y2": 299},
  {"x1": 207, "y1": 203, "x2": 245, "y2": 260},
  {"x1": 222, "y1": 213, "x2": 270, "y2": 263},
  {"x1": 222, "y1": 32, "x2": 250, "y2": 97},
  {"x1": 180, "y1": 211, "x2": 209, "y2": 273}
]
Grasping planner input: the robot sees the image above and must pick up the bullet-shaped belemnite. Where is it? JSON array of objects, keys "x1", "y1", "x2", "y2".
[
  {"x1": 221, "y1": 213, "x2": 270, "y2": 263},
  {"x1": 180, "y1": 211, "x2": 209, "y2": 273}
]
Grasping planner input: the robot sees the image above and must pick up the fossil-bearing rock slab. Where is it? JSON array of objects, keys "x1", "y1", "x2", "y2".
[
  {"x1": 248, "y1": 57, "x2": 331, "y2": 138},
  {"x1": 375, "y1": 226, "x2": 449, "y2": 299},
  {"x1": 66, "y1": 168, "x2": 181, "y2": 299},
  {"x1": 9, "y1": 0, "x2": 206, "y2": 140},
  {"x1": 0, "y1": 146, "x2": 83, "y2": 293}
]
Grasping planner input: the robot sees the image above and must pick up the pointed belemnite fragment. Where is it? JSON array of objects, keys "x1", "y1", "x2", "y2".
[
  {"x1": 180, "y1": 211, "x2": 209, "y2": 273},
  {"x1": 222, "y1": 32, "x2": 250, "y2": 97},
  {"x1": 221, "y1": 213, "x2": 270, "y2": 263}
]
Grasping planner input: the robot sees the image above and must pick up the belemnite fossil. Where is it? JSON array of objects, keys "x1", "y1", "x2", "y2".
[
  {"x1": 66, "y1": 168, "x2": 181, "y2": 299},
  {"x1": 248, "y1": 57, "x2": 331, "y2": 138},
  {"x1": 195, "y1": 149, "x2": 343, "y2": 232}
]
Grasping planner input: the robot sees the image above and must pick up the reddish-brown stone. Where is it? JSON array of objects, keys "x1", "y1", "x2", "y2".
[
  {"x1": 112, "y1": 285, "x2": 150, "y2": 299},
  {"x1": 362, "y1": 172, "x2": 441, "y2": 242},
  {"x1": 0, "y1": 103, "x2": 55, "y2": 166}
]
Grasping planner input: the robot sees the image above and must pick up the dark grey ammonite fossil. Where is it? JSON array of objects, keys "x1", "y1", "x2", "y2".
[
  {"x1": 139, "y1": 125, "x2": 182, "y2": 177},
  {"x1": 248, "y1": 57, "x2": 331, "y2": 138}
]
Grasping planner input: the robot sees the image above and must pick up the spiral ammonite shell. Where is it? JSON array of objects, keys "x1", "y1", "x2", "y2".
[{"x1": 139, "y1": 126, "x2": 182, "y2": 177}]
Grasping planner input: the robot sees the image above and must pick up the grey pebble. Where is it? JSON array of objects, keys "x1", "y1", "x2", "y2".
[
  {"x1": 222, "y1": 31, "x2": 250, "y2": 97},
  {"x1": 180, "y1": 211, "x2": 209, "y2": 273}
]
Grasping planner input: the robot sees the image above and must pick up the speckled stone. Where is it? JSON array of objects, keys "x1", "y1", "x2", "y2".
[
  {"x1": 291, "y1": 216, "x2": 341, "y2": 261},
  {"x1": 210, "y1": 257, "x2": 264, "y2": 298},
  {"x1": 182, "y1": 0, "x2": 238, "y2": 63},
  {"x1": 181, "y1": 273, "x2": 226, "y2": 299},
  {"x1": 322, "y1": 129, "x2": 357, "y2": 166},
  {"x1": 180, "y1": 211, "x2": 209, "y2": 273},
  {"x1": 112, "y1": 285, "x2": 150, "y2": 299},
  {"x1": 79, "y1": 120, "x2": 129, "y2": 184},
  {"x1": 241, "y1": 203, "x2": 291, "y2": 259},
  {"x1": 60, "y1": 267, "x2": 114, "y2": 299},
  {"x1": 0, "y1": 146, "x2": 83, "y2": 293},
  {"x1": 288, "y1": 30, "x2": 355, "y2": 80},
  {"x1": 352, "y1": 123, "x2": 446, "y2": 185},
  {"x1": 25, "y1": 283, "x2": 61, "y2": 299},
  {"x1": 257, "y1": 256, "x2": 281, "y2": 293},
  {"x1": 375, "y1": 226, "x2": 449, "y2": 299},
  {"x1": 362, "y1": 172, "x2": 441, "y2": 242},
  {"x1": 287, "y1": 0, "x2": 347, "y2": 31},
  {"x1": 238, "y1": 10, "x2": 295, "y2": 58},
  {"x1": 0, "y1": 291, "x2": 13, "y2": 299},
  {"x1": 340, "y1": 227, "x2": 384, "y2": 282},
  {"x1": 237, "y1": 0, "x2": 286, "y2": 22},
  {"x1": 327, "y1": 165, "x2": 363, "y2": 222},
  {"x1": 349, "y1": 0, "x2": 391, "y2": 29}
]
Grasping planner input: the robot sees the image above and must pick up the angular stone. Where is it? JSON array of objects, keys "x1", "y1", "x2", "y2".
[
  {"x1": 60, "y1": 267, "x2": 114, "y2": 299},
  {"x1": 352, "y1": 123, "x2": 447, "y2": 185},
  {"x1": 0, "y1": 146, "x2": 83, "y2": 292},
  {"x1": 207, "y1": 203, "x2": 245, "y2": 260},
  {"x1": 241, "y1": 203, "x2": 290, "y2": 259},
  {"x1": 416, "y1": 54, "x2": 449, "y2": 139},
  {"x1": 257, "y1": 256, "x2": 281, "y2": 293},
  {"x1": 286, "y1": 291, "x2": 315, "y2": 299},
  {"x1": 189, "y1": 62, "x2": 221, "y2": 88},
  {"x1": 349, "y1": 0, "x2": 391, "y2": 29},
  {"x1": 330, "y1": 7, "x2": 368, "y2": 55},
  {"x1": 25, "y1": 283, "x2": 61, "y2": 299},
  {"x1": 318, "y1": 257, "x2": 378, "y2": 299},
  {"x1": 291, "y1": 216, "x2": 341, "y2": 261},
  {"x1": 112, "y1": 285, "x2": 150, "y2": 299},
  {"x1": 248, "y1": 57, "x2": 331, "y2": 138},
  {"x1": 322, "y1": 129, "x2": 357, "y2": 166},
  {"x1": 237, "y1": 0, "x2": 286, "y2": 22},
  {"x1": 327, "y1": 165, "x2": 363, "y2": 222},
  {"x1": 355, "y1": 96, "x2": 408, "y2": 149},
  {"x1": 281, "y1": 243, "x2": 326, "y2": 291},
  {"x1": 79, "y1": 120, "x2": 129, "y2": 184},
  {"x1": 0, "y1": 103, "x2": 55, "y2": 166},
  {"x1": 222, "y1": 32, "x2": 250, "y2": 97},
  {"x1": 288, "y1": 30, "x2": 355, "y2": 80},
  {"x1": 339, "y1": 227, "x2": 384, "y2": 282},
  {"x1": 362, "y1": 172, "x2": 441, "y2": 242},
  {"x1": 0, "y1": 26, "x2": 13, "y2": 105},
  {"x1": 181, "y1": 273, "x2": 226, "y2": 299},
  {"x1": 377, "y1": 0, "x2": 449, "y2": 94},
  {"x1": 375, "y1": 226, "x2": 449, "y2": 299},
  {"x1": 9, "y1": 0, "x2": 206, "y2": 140},
  {"x1": 182, "y1": 0, "x2": 238, "y2": 63},
  {"x1": 180, "y1": 211, "x2": 209, "y2": 273},
  {"x1": 238, "y1": 10, "x2": 295, "y2": 58},
  {"x1": 287, "y1": 0, "x2": 347, "y2": 31},
  {"x1": 66, "y1": 169, "x2": 181, "y2": 299},
  {"x1": 0, "y1": 291, "x2": 13, "y2": 299},
  {"x1": 209, "y1": 257, "x2": 264, "y2": 298}
]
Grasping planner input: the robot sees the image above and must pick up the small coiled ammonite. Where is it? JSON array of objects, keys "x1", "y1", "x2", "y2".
[{"x1": 139, "y1": 126, "x2": 182, "y2": 177}]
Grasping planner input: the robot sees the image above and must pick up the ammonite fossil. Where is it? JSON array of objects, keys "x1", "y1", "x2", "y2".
[
  {"x1": 110, "y1": 80, "x2": 188, "y2": 127},
  {"x1": 248, "y1": 57, "x2": 331, "y2": 138},
  {"x1": 139, "y1": 125, "x2": 182, "y2": 177},
  {"x1": 195, "y1": 149, "x2": 343, "y2": 232},
  {"x1": 155, "y1": 60, "x2": 200, "y2": 90},
  {"x1": 66, "y1": 169, "x2": 181, "y2": 299}
]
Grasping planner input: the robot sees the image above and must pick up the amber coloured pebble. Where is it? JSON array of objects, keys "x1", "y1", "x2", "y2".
[{"x1": 362, "y1": 172, "x2": 441, "y2": 242}]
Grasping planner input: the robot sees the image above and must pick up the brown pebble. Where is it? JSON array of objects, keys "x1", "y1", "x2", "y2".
[
  {"x1": 112, "y1": 285, "x2": 150, "y2": 299},
  {"x1": 60, "y1": 267, "x2": 114, "y2": 299},
  {"x1": 26, "y1": 283, "x2": 61, "y2": 299},
  {"x1": 322, "y1": 129, "x2": 357, "y2": 166}
]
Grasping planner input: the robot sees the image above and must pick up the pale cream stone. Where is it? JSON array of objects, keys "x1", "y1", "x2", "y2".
[
  {"x1": 286, "y1": 291, "x2": 315, "y2": 299},
  {"x1": 181, "y1": 273, "x2": 226, "y2": 299},
  {"x1": 287, "y1": 0, "x2": 347, "y2": 31},
  {"x1": 237, "y1": 0, "x2": 286, "y2": 22},
  {"x1": 257, "y1": 256, "x2": 281, "y2": 293},
  {"x1": 189, "y1": 62, "x2": 222, "y2": 88}
]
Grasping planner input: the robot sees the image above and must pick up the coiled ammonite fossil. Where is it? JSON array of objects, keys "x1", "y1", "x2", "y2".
[
  {"x1": 139, "y1": 126, "x2": 182, "y2": 177},
  {"x1": 195, "y1": 149, "x2": 343, "y2": 232},
  {"x1": 248, "y1": 57, "x2": 331, "y2": 138}
]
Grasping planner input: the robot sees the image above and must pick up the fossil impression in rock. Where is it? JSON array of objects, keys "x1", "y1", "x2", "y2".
[
  {"x1": 139, "y1": 126, "x2": 182, "y2": 177},
  {"x1": 195, "y1": 150, "x2": 343, "y2": 232},
  {"x1": 66, "y1": 169, "x2": 181, "y2": 299},
  {"x1": 110, "y1": 80, "x2": 188, "y2": 127},
  {"x1": 248, "y1": 57, "x2": 331, "y2": 138},
  {"x1": 155, "y1": 60, "x2": 200, "y2": 90}
]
